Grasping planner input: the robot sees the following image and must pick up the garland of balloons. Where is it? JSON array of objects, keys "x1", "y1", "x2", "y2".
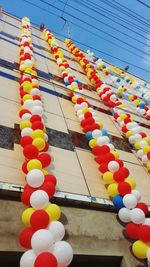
[
  {"x1": 65, "y1": 40, "x2": 150, "y2": 173},
  {"x1": 18, "y1": 17, "x2": 73, "y2": 267},
  {"x1": 42, "y1": 29, "x2": 150, "y2": 265}
]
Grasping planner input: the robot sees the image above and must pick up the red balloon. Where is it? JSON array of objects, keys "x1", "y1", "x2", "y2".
[
  {"x1": 113, "y1": 170, "x2": 126, "y2": 182},
  {"x1": 30, "y1": 115, "x2": 42, "y2": 123},
  {"x1": 24, "y1": 53, "x2": 31, "y2": 60},
  {"x1": 139, "y1": 225, "x2": 150, "y2": 242},
  {"x1": 116, "y1": 159, "x2": 124, "y2": 168},
  {"x1": 22, "y1": 161, "x2": 28, "y2": 174},
  {"x1": 33, "y1": 95, "x2": 41, "y2": 101},
  {"x1": 45, "y1": 174, "x2": 57, "y2": 186},
  {"x1": 32, "y1": 121, "x2": 44, "y2": 130},
  {"x1": 99, "y1": 163, "x2": 108, "y2": 173},
  {"x1": 34, "y1": 252, "x2": 58, "y2": 267},
  {"x1": 23, "y1": 144, "x2": 39, "y2": 159},
  {"x1": 81, "y1": 119, "x2": 87, "y2": 128},
  {"x1": 21, "y1": 185, "x2": 35, "y2": 206},
  {"x1": 19, "y1": 109, "x2": 31, "y2": 118},
  {"x1": 30, "y1": 210, "x2": 49, "y2": 231},
  {"x1": 41, "y1": 142, "x2": 49, "y2": 152},
  {"x1": 125, "y1": 223, "x2": 140, "y2": 239},
  {"x1": 136, "y1": 202, "x2": 148, "y2": 215},
  {"x1": 40, "y1": 181, "x2": 55, "y2": 198},
  {"x1": 92, "y1": 145, "x2": 110, "y2": 156},
  {"x1": 86, "y1": 117, "x2": 95, "y2": 125},
  {"x1": 119, "y1": 167, "x2": 129, "y2": 178},
  {"x1": 19, "y1": 227, "x2": 34, "y2": 248},
  {"x1": 84, "y1": 112, "x2": 92, "y2": 118},
  {"x1": 20, "y1": 136, "x2": 33, "y2": 148},
  {"x1": 37, "y1": 153, "x2": 51, "y2": 168},
  {"x1": 118, "y1": 182, "x2": 131, "y2": 196}
]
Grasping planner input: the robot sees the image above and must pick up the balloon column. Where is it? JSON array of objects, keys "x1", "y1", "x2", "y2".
[
  {"x1": 18, "y1": 17, "x2": 73, "y2": 267},
  {"x1": 41, "y1": 31, "x2": 150, "y2": 264},
  {"x1": 65, "y1": 40, "x2": 150, "y2": 173}
]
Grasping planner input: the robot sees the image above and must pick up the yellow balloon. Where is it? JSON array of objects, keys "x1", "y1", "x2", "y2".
[
  {"x1": 20, "y1": 120, "x2": 32, "y2": 130},
  {"x1": 22, "y1": 208, "x2": 35, "y2": 226},
  {"x1": 102, "y1": 171, "x2": 114, "y2": 184},
  {"x1": 27, "y1": 159, "x2": 42, "y2": 171},
  {"x1": 45, "y1": 204, "x2": 61, "y2": 221},
  {"x1": 32, "y1": 138, "x2": 45, "y2": 151},
  {"x1": 120, "y1": 114, "x2": 127, "y2": 120},
  {"x1": 125, "y1": 130, "x2": 132, "y2": 138},
  {"x1": 97, "y1": 121, "x2": 103, "y2": 129},
  {"x1": 23, "y1": 94, "x2": 33, "y2": 101},
  {"x1": 125, "y1": 177, "x2": 136, "y2": 189},
  {"x1": 132, "y1": 240, "x2": 149, "y2": 259},
  {"x1": 42, "y1": 169, "x2": 49, "y2": 175},
  {"x1": 89, "y1": 139, "x2": 98, "y2": 148},
  {"x1": 111, "y1": 151, "x2": 119, "y2": 160},
  {"x1": 23, "y1": 81, "x2": 32, "y2": 93},
  {"x1": 134, "y1": 142, "x2": 140, "y2": 150},
  {"x1": 25, "y1": 68, "x2": 32, "y2": 75},
  {"x1": 143, "y1": 138, "x2": 150, "y2": 145},
  {"x1": 19, "y1": 64, "x2": 26, "y2": 71},
  {"x1": 82, "y1": 108, "x2": 89, "y2": 114},
  {"x1": 32, "y1": 81, "x2": 39, "y2": 87},
  {"x1": 147, "y1": 161, "x2": 150, "y2": 170},
  {"x1": 32, "y1": 129, "x2": 45, "y2": 139},
  {"x1": 72, "y1": 96, "x2": 77, "y2": 103},
  {"x1": 143, "y1": 145, "x2": 150, "y2": 154},
  {"x1": 107, "y1": 183, "x2": 119, "y2": 197}
]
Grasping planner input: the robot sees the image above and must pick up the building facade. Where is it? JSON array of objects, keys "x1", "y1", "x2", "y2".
[{"x1": 0, "y1": 10, "x2": 150, "y2": 267}]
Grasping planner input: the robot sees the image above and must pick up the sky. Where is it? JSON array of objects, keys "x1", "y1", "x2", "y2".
[{"x1": 1, "y1": 0, "x2": 150, "y2": 81}]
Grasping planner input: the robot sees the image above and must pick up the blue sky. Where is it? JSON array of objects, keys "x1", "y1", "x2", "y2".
[{"x1": 1, "y1": 0, "x2": 150, "y2": 81}]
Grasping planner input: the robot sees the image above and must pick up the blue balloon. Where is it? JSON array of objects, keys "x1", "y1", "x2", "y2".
[
  {"x1": 142, "y1": 93, "x2": 145, "y2": 97},
  {"x1": 116, "y1": 78, "x2": 121, "y2": 83},
  {"x1": 139, "y1": 103, "x2": 145, "y2": 109},
  {"x1": 101, "y1": 129, "x2": 109, "y2": 136},
  {"x1": 102, "y1": 64, "x2": 106, "y2": 69},
  {"x1": 113, "y1": 194, "x2": 124, "y2": 209},
  {"x1": 85, "y1": 131, "x2": 93, "y2": 141}
]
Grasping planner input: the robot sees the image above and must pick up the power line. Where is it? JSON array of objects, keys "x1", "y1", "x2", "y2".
[
  {"x1": 136, "y1": 0, "x2": 150, "y2": 8},
  {"x1": 17, "y1": 1, "x2": 150, "y2": 73},
  {"x1": 74, "y1": 0, "x2": 150, "y2": 35},
  {"x1": 37, "y1": 0, "x2": 150, "y2": 57}
]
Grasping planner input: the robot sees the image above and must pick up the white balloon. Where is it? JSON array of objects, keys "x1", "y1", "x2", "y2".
[
  {"x1": 144, "y1": 218, "x2": 150, "y2": 226},
  {"x1": 139, "y1": 140, "x2": 148, "y2": 148},
  {"x1": 132, "y1": 190, "x2": 141, "y2": 201},
  {"x1": 26, "y1": 169, "x2": 44, "y2": 188},
  {"x1": 123, "y1": 194, "x2": 137, "y2": 209},
  {"x1": 20, "y1": 250, "x2": 36, "y2": 267},
  {"x1": 33, "y1": 100, "x2": 42, "y2": 107},
  {"x1": 75, "y1": 105, "x2": 82, "y2": 112},
  {"x1": 53, "y1": 241, "x2": 73, "y2": 267},
  {"x1": 126, "y1": 122, "x2": 137, "y2": 130},
  {"x1": 21, "y1": 127, "x2": 33, "y2": 137},
  {"x1": 108, "y1": 161, "x2": 119, "y2": 172},
  {"x1": 44, "y1": 133, "x2": 48, "y2": 142},
  {"x1": 118, "y1": 207, "x2": 131, "y2": 223},
  {"x1": 134, "y1": 134, "x2": 142, "y2": 142},
  {"x1": 137, "y1": 149, "x2": 144, "y2": 159},
  {"x1": 76, "y1": 109, "x2": 82, "y2": 116},
  {"x1": 81, "y1": 102, "x2": 88, "y2": 108},
  {"x1": 107, "y1": 143, "x2": 115, "y2": 151},
  {"x1": 131, "y1": 126, "x2": 142, "y2": 135},
  {"x1": 24, "y1": 99, "x2": 34, "y2": 110},
  {"x1": 130, "y1": 208, "x2": 145, "y2": 224},
  {"x1": 78, "y1": 114, "x2": 84, "y2": 121},
  {"x1": 30, "y1": 190, "x2": 49, "y2": 209},
  {"x1": 147, "y1": 248, "x2": 150, "y2": 263},
  {"x1": 22, "y1": 113, "x2": 32, "y2": 120},
  {"x1": 30, "y1": 88, "x2": 40, "y2": 96},
  {"x1": 97, "y1": 136, "x2": 110, "y2": 145},
  {"x1": 92, "y1": 129, "x2": 102, "y2": 139},
  {"x1": 24, "y1": 59, "x2": 33, "y2": 67},
  {"x1": 128, "y1": 136, "x2": 135, "y2": 144},
  {"x1": 31, "y1": 229, "x2": 53, "y2": 254},
  {"x1": 31, "y1": 106, "x2": 43, "y2": 115},
  {"x1": 47, "y1": 221, "x2": 65, "y2": 242},
  {"x1": 142, "y1": 154, "x2": 148, "y2": 163}
]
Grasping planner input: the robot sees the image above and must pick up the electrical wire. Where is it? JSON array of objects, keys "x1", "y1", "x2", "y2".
[{"x1": 136, "y1": 0, "x2": 150, "y2": 8}]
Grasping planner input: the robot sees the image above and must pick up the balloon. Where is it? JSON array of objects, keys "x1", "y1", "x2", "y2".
[
  {"x1": 47, "y1": 221, "x2": 65, "y2": 242},
  {"x1": 19, "y1": 227, "x2": 34, "y2": 248},
  {"x1": 30, "y1": 210, "x2": 50, "y2": 231},
  {"x1": 22, "y1": 207, "x2": 35, "y2": 226},
  {"x1": 27, "y1": 159, "x2": 42, "y2": 171},
  {"x1": 118, "y1": 182, "x2": 131, "y2": 196},
  {"x1": 45, "y1": 204, "x2": 61, "y2": 221},
  {"x1": 132, "y1": 189, "x2": 141, "y2": 201},
  {"x1": 19, "y1": 109, "x2": 31, "y2": 118},
  {"x1": 22, "y1": 113, "x2": 32, "y2": 120},
  {"x1": 32, "y1": 138, "x2": 45, "y2": 151},
  {"x1": 139, "y1": 225, "x2": 150, "y2": 242},
  {"x1": 52, "y1": 241, "x2": 73, "y2": 267},
  {"x1": 40, "y1": 181, "x2": 55, "y2": 198},
  {"x1": 21, "y1": 127, "x2": 33, "y2": 137},
  {"x1": 92, "y1": 145, "x2": 110, "y2": 156},
  {"x1": 107, "y1": 183, "x2": 118, "y2": 197},
  {"x1": 112, "y1": 194, "x2": 124, "y2": 209},
  {"x1": 144, "y1": 218, "x2": 150, "y2": 226},
  {"x1": 92, "y1": 129, "x2": 102, "y2": 139},
  {"x1": 102, "y1": 171, "x2": 114, "y2": 184},
  {"x1": 30, "y1": 115, "x2": 42, "y2": 123},
  {"x1": 31, "y1": 229, "x2": 53, "y2": 254},
  {"x1": 130, "y1": 208, "x2": 145, "y2": 224},
  {"x1": 23, "y1": 144, "x2": 39, "y2": 159},
  {"x1": 125, "y1": 178, "x2": 136, "y2": 190},
  {"x1": 85, "y1": 131, "x2": 93, "y2": 141},
  {"x1": 45, "y1": 174, "x2": 57, "y2": 186},
  {"x1": 20, "y1": 250, "x2": 36, "y2": 267},
  {"x1": 37, "y1": 153, "x2": 51, "y2": 168},
  {"x1": 31, "y1": 106, "x2": 43, "y2": 115},
  {"x1": 99, "y1": 163, "x2": 108, "y2": 173},
  {"x1": 20, "y1": 120, "x2": 32, "y2": 130},
  {"x1": 89, "y1": 139, "x2": 98, "y2": 148},
  {"x1": 32, "y1": 129, "x2": 45, "y2": 139},
  {"x1": 34, "y1": 252, "x2": 58, "y2": 267},
  {"x1": 125, "y1": 223, "x2": 140, "y2": 239},
  {"x1": 20, "y1": 136, "x2": 33, "y2": 147},
  {"x1": 22, "y1": 160, "x2": 28, "y2": 174},
  {"x1": 108, "y1": 161, "x2": 119, "y2": 172},
  {"x1": 118, "y1": 207, "x2": 131, "y2": 223},
  {"x1": 30, "y1": 190, "x2": 49, "y2": 209},
  {"x1": 132, "y1": 240, "x2": 149, "y2": 259},
  {"x1": 113, "y1": 170, "x2": 126, "y2": 182},
  {"x1": 26, "y1": 169, "x2": 44, "y2": 188},
  {"x1": 32, "y1": 121, "x2": 44, "y2": 130},
  {"x1": 21, "y1": 186, "x2": 35, "y2": 206},
  {"x1": 136, "y1": 202, "x2": 148, "y2": 215},
  {"x1": 123, "y1": 194, "x2": 137, "y2": 209}
]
